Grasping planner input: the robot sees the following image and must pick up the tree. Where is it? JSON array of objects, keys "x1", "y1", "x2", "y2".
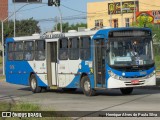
[
  {"x1": 54, "y1": 22, "x2": 87, "y2": 32},
  {"x1": 132, "y1": 16, "x2": 160, "y2": 43},
  {"x1": 0, "y1": 18, "x2": 41, "y2": 42}
]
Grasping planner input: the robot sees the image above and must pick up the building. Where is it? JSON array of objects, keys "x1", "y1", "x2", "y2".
[
  {"x1": 87, "y1": 0, "x2": 160, "y2": 29},
  {"x1": 0, "y1": 0, "x2": 8, "y2": 21}
]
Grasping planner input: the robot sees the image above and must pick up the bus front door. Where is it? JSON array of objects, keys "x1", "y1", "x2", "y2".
[
  {"x1": 47, "y1": 42, "x2": 58, "y2": 87},
  {"x1": 94, "y1": 39, "x2": 106, "y2": 88}
]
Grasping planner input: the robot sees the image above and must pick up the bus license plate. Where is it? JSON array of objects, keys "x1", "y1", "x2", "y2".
[{"x1": 131, "y1": 80, "x2": 139, "y2": 85}]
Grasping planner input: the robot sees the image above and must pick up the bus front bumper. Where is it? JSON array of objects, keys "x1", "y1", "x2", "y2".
[{"x1": 107, "y1": 74, "x2": 156, "y2": 88}]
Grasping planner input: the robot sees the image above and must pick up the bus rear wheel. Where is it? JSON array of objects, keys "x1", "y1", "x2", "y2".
[
  {"x1": 120, "y1": 88, "x2": 133, "y2": 95},
  {"x1": 30, "y1": 74, "x2": 42, "y2": 93},
  {"x1": 81, "y1": 76, "x2": 95, "y2": 96}
]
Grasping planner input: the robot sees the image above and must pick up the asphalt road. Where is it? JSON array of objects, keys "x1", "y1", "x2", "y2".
[{"x1": 1, "y1": 81, "x2": 160, "y2": 119}]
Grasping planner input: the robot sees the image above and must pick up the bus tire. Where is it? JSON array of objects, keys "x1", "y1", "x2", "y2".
[
  {"x1": 30, "y1": 74, "x2": 42, "y2": 93},
  {"x1": 120, "y1": 87, "x2": 133, "y2": 95},
  {"x1": 81, "y1": 76, "x2": 95, "y2": 96}
]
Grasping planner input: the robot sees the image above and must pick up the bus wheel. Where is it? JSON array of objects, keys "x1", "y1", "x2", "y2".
[
  {"x1": 81, "y1": 76, "x2": 95, "y2": 96},
  {"x1": 120, "y1": 88, "x2": 133, "y2": 95},
  {"x1": 30, "y1": 74, "x2": 42, "y2": 93}
]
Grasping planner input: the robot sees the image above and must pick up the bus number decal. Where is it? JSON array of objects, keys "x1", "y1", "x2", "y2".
[{"x1": 10, "y1": 65, "x2": 15, "y2": 70}]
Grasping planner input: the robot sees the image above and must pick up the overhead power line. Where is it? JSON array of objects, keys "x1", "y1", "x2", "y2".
[
  {"x1": 61, "y1": 4, "x2": 107, "y2": 14},
  {"x1": 37, "y1": 15, "x2": 87, "y2": 22},
  {"x1": 8, "y1": 4, "x2": 46, "y2": 13}
]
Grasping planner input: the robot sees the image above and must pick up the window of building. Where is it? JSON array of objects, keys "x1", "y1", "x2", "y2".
[
  {"x1": 95, "y1": 19, "x2": 103, "y2": 28},
  {"x1": 24, "y1": 41, "x2": 34, "y2": 61},
  {"x1": 69, "y1": 37, "x2": 79, "y2": 60},
  {"x1": 59, "y1": 38, "x2": 68, "y2": 60},
  {"x1": 35, "y1": 40, "x2": 45, "y2": 61},
  {"x1": 113, "y1": 19, "x2": 118, "y2": 28},
  {"x1": 80, "y1": 36, "x2": 91, "y2": 60},
  {"x1": 125, "y1": 18, "x2": 130, "y2": 27}
]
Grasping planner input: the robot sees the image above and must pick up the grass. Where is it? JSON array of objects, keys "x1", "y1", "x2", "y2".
[
  {"x1": 0, "y1": 102, "x2": 70, "y2": 120},
  {"x1": 0, "y1": 102, "x2": 40, "y2": 112},
  {"x1": 11, "y1": 102, "x2": 40, "y2": 111},
  {"x1": 0, "y1": 56, "x2": 2, "y2": 68},
  {"x1": 0, "y1": 102, "x2": 11, "y2": 111},
  {"x1": 155, "y1": 55, "x2": 160, "y2": 70},
  {"x1": 0, "y1": 75, "x2": 5, "y2": 81}
]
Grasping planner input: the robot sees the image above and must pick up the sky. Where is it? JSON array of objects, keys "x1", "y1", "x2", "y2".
[{"x1": 8, "y1": 0, "x2": 105, "y2": 33}]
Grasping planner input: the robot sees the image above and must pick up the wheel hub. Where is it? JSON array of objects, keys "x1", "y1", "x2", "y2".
[
  {"x1": 84, "y1": 81, "x2": 90, "y2": 92},
  {"x1": 31, "y1": 79, "x2": 36, "y2": 90}
]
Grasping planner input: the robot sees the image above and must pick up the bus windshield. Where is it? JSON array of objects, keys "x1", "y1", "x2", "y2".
[{"x1": 108, "y1": 37, "x2": 154, "y2": 67}]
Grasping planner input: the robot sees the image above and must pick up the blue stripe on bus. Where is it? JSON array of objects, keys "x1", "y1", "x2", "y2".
[
  {"x1": 66, "y1": 60, "x2": 95, "y2": 88},
  {"x1": 5, "y1": 38, "x2": 47, "y2": 87},
  {"x1": 106, "y1": 65, "x2": 155, "y2": 77},
  {"x1": 5, "y1": 61, "x2": 47, "y2": 87}
]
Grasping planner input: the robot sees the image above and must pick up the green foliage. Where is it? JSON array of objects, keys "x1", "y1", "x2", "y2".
[
  {"x1": 0, "y1": 18, "x2": 41, "y2": 42},
  {"x1": 0, "y1": 102, "x2": 10, "y2": 111},
  {"x1": 154, "y1": 44, "x2": 160, "y2": 70},
  {"x1": 55, "y1": 22, "x2": 87, "y2": 32},
  {"x1": 0, "y1": 56, "x2": 2, "y2": 67},
  {"x1": 0, "y1": 102, "x2": 70, "y2": 120},
  {"x1": 132, "y1": 16, "x2": 160, "y2": 42},
  {"x1": 11, "y1": 102, "x2": 40, "y2": 111},
  {"x1": 155, "y1": 55, "x2": 160, "y2": 70}
]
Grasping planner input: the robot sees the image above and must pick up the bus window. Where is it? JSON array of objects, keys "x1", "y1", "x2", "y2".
[
  {"x1": 24, "y1": 41, "x2": 34, "y2": 61},
  {"x1": 8, "y1": 42, "x2": 15, "y2": 52},
  {"x1": 69, "y1": 37, "x2": 79, "y2": 60},
  {"x1": 8, "y1": 43, "x2": 15, "y2": 60},
  {"x1": 80, "y1": 37, "x2": 91, "y2": 60},
  {"x1": 35, "y1": 40, "x2": 45, "y2": 61},
  {"x1": 14, "y1": 42, "x2": 23, "y2": 60},
  {"x1": 59, "y1": 38, "x2": 68, "y2": 60},
  {"x1": 15, "y1": 42, "x2": 23, "y2": 51}
]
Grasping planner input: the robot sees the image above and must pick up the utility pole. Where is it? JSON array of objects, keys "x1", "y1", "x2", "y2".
[
  {"x1": 110, "y1": 12, "x2": 112, "y2": 27},
  {"x1": 55, "y1": 16, "x2": 58, "y2": 31},
  {"x1": 48, "y1": 0, "x2": 62, "y2": 33},
  {"x1": 121, "y1": 0, "x2": 123, "y2": 27},
  {"x1": 134, "y1": 0, "x2": 136, "y2": 22},
  {"x1": 57, "y1": 6, "x2": 62, "y2": 33},
  {"x1": 14, "y1": 3, "x2": 16, "y2": 37},
  {"x1": 1, "y1": 22, "x2": 4, "y2": 75},
  {"x1": 108, "y1": 0, "x2": 115, "y2": 27}
]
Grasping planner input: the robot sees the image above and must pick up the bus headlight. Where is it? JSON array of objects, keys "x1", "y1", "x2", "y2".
[
  {"x1": 108, "y1": 70, "x2": 122, "y2": 80},
  {"x1": 146, "y1": 71, "x2": 155, "y2": 78}
]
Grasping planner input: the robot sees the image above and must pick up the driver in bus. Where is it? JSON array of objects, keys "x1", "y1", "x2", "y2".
[{"x1": 126, "y1": 49, "x2": 138, "y2": 57}]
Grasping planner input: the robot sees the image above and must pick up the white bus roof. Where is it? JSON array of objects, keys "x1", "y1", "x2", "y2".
[
  {"x1": 46, "y1": 30, "x2": 98, "y2": 42},
  {"x1": 11, "y1": 30, "x2": 98, "y2": 42},
  {"x1": 13, "y1": 34, "x2": 41, "y2": 41}
]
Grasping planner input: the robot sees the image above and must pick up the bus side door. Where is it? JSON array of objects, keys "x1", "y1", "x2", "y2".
[
  {"x1": 94, "y1": 38, "x2": 106, "y2": 88},
  {"x1": 47, "y1": 42, "x2": 58, "y2": 86}
]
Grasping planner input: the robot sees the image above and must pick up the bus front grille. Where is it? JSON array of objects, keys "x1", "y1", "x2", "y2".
[{"x1": 124, "y1": 80, "x2": 145, "y2": 86}]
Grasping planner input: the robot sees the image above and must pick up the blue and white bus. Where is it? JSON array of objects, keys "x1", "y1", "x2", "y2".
[{"x1": 5, "y1": 27, "x2": 156, "y2": 96}]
